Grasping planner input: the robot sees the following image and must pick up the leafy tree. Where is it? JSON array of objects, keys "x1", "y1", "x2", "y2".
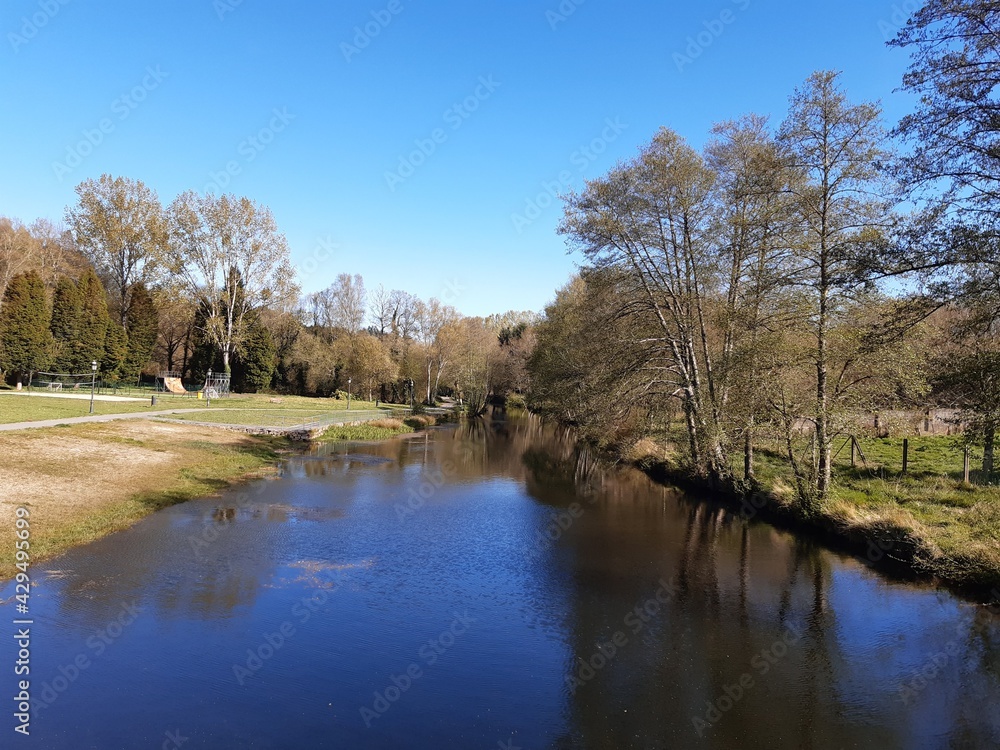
[
  {"x1": 232, "y1": 318, "x2": 276, "y2": 393},
  {"x1": 0, "y1": 271, "x2": 50, "y2": 383},
  {"x1": 346, "y1": 332, "x2": 397, "y2": 401},
  {"x1": 168, "y1": 192, "x2": 295, "y2": 373},
  {"x1": 778, "y1": 70, "x2": 895, "y2": 508},
  {"x1": 65, "y1": 175, "x2": 168, "y2": 327},
  {"x1": 50, "y1": 276, "x2": 83, "y2": 372},
  {"x1": 123, "y1": 283, "x2": 159, "y2": 380}
]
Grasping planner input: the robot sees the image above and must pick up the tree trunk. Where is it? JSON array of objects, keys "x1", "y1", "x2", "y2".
[
  {"x1": 744, "y1": 422, "x2": 754, "y2": 483},
  {"x1": 984, "y1": 422, "x2": 996, "y2": 475}
]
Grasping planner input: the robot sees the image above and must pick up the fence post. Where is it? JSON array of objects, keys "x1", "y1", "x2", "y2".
[
  {"x1": 902, "y1": 438, "x2": 909, "y2": 474},
  {"x1": 964, "y1": 447, "x2": 971, "y2": 484}
]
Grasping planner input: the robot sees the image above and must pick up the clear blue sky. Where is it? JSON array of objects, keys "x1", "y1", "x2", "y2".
[{"x1": 1, "y1": 0, "x2": 917, "y2": 318}]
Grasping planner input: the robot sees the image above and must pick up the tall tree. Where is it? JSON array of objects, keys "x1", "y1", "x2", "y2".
[
  {"x1": 778, "y1": 71, "x2": 895, "y2": 507},
  {"x1": 76, "y1": 268, "x2": 111, "y2": 371},
  {"x1": 232, "y1": 317, "x2": 276, "y2": 393},
  {"x1": 65, "y1": 175, "x2": 168, "y2": 327},
  {"x1": 560, "y1": 128, "x2": 727, "y2": 478},
  {"x1": 123, "y1": 283, "x2": 159, "y2": 380},
  {"x1": 891, "y1": 1, "x2": 1000, "y2": 221},
  {"x1": 50, "y1": 276, "x2": 83, "y2": 372},
  {"x1": 705, "y1": 114, "x2": 801, "y2": 482},
  {"x1": 168, "y1": 191, "x2": 295, "y2": 373},
  {"x1": 0, "y1": 271, "x2": 50, "y2": 384},
  {"x1": 0, "y1": 218, "x2": 35, "y2": 312}
]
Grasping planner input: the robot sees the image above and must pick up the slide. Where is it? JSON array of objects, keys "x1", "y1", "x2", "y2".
[{"x1": 162, "y1": 377, "x2": 188, "y2": 395}]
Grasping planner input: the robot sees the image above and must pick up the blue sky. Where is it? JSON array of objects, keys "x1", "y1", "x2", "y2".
[{"x1": 1, "y1": 0, "x2": 918, "y2": 318}]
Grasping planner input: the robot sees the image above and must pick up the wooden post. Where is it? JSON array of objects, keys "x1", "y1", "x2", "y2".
[
  {"x1": 850, "y1": 437, "x2": 857, "y2": 468},
  {"x1": 902, "y1": 438, "x2": 909, "y2": 474},
  {"x1": 964, "y1": 447, "x2": 971, "y2": 484}
]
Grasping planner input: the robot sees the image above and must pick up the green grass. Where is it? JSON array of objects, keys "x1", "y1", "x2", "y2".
[
  {"x1": 638, "y1": 427, "x2": 1000, "y2": 591},
  {"x1": 0, "y1": 391, "x2": 396, "y2": 425},
  {"x1": 315, "y1": 422, "x2": 416, "y2": 442}
]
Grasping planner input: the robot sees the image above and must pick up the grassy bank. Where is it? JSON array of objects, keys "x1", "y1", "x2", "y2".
[
  {"x1": 315, "y1": 414, "x2": 440, "y2": 442},
  {"x1": 632, "y1": 434, "x2": 1000, "y2": 596},
  {"x1": 0, "y1": 420, "x2": 289, "y2": 580}
]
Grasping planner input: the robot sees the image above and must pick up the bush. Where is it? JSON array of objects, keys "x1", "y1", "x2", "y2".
[
  {"x1": 506, "y1": 392, "x2": 527, "y2": 409},
  {"x1": 369, "y1": 418, "x2": 405, "y2": 430}
]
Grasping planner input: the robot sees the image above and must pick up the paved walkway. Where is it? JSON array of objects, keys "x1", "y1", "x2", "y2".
[{"x1": 0, "y1": 408, "x2": 218, "y2": 432}]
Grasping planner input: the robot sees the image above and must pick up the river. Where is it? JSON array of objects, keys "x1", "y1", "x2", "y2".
[{"x1": 2, "y1": 414, "x2": 999, "y2": 749}]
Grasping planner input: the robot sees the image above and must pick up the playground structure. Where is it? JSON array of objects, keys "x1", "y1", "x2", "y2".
[{"x1": 157, "y1": 371, "x2": 232, "y2": 398}]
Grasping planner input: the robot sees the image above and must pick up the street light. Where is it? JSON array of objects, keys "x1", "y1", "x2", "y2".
[
  {"x1": 347, "y1": 377, "x2": 352, "y2": 411},
  {"x1": 206, "y1": 369, "x2": 212, "y2": 407},
  {"x1": 408, "y1": 379, "x2": 414, "y2": 411},
  {"x1": 89, "y1": 361, "x2": 97, "y2": 414}
]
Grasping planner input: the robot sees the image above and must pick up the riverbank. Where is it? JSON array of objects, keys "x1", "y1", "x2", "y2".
[
  {"x1": 0, "y1": 413, "x2": 450, "y2": 580},
  {"x1": 628, "y1": 439, "x2": 1000, "y2": 598},
  {"x1": 0, "y1": 420, "x2": 290, "y2": 580}
]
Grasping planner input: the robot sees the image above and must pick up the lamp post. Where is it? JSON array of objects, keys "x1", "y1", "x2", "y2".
[
  {"x1": 89, "y1": 361, "x2": 97, "y2": 414},
  {"x1": 408, "y1": 379, "x2": 414, "y2": 411},
  {"x1": 206, "y1": 369, "x2": 212, "y2": 407},
  {"x1": 347, "y1": 377, "x2": 352, "y2": 411}
]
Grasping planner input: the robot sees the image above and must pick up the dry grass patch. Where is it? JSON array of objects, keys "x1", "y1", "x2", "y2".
[{"x1": 0, "y1": 420, "x2": 286, "y2": 579}]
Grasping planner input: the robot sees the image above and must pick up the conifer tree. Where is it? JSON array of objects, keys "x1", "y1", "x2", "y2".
[{"x1": 0, "y1": 271, "x2": 51, "y2": 383}]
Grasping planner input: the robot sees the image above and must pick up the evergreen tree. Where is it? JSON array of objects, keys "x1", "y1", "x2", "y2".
[
  {"x1": 76, "y1": 268, "x2": 109, "y2": 370},
  {"x1": 50, "y1": 276, "x2": 83, "y2": 372},
  {"x1": 103, "y1": 323, "x2": 129, "y2": 383},
  {"x1": 233, "y1": 318, "x2": 276, "y2": 393},
  {"x1": 123, "y1": 282, "x2": 159, "y2": 381},
  {"x1": 0, "y1": 271, "x2": 51, "y2": 383}
]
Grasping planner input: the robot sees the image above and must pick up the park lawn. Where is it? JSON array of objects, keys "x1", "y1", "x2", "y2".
[
  {"x1": 0, "y1": 419, "x2": 290, "y2": 580},
  {"x1": 0, "y1": 391, "x2": 391, "y2": 425}
]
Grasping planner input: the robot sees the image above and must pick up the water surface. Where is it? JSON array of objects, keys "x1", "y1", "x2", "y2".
[{"x1": 3, "y1": 415, "x2": 999, "y2": 749}]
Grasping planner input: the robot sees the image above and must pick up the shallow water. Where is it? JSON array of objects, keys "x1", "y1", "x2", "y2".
[{"x1": 2, "y1": 415, "x2": 999, "y2": 749}]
